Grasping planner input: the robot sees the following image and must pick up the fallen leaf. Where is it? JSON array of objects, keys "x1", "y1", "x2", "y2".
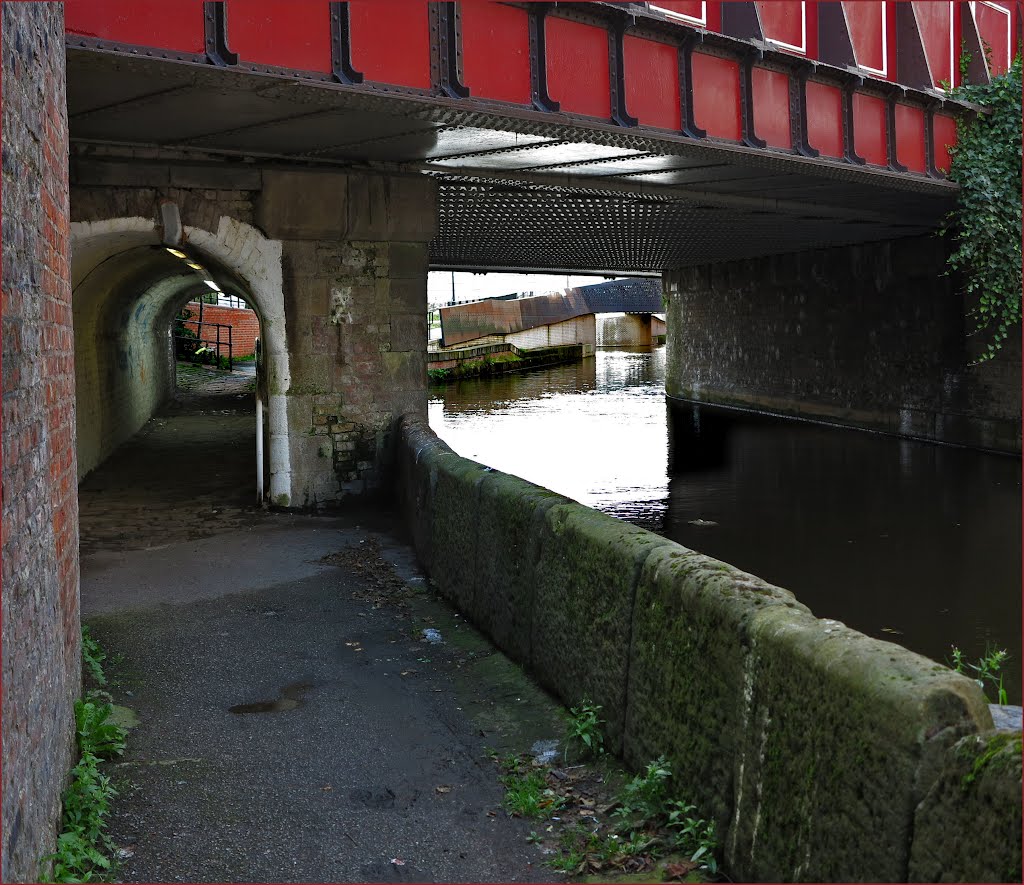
[
  {"x1": 664, "y1": 860, "x2": 698, "y2": 880},
  {"x1": 435, "y1": 785, "x2": 452, "y2": 794},
  {"x1": 321, "y1": 785, "x2": 333, "y2": 792},
  {"x1": 390, "y1": 858, "x2": 405, "y2": 866}
]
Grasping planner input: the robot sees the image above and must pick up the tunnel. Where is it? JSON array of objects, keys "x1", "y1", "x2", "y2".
[{"x1": 69, "y1": 217, "x2": 292, "y2": 552}]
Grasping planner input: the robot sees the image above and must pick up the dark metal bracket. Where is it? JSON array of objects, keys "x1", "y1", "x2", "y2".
[
  {"x1": 840, "y1": 75, "x2": 866, "y2": 165},
  {"x1": 679, "y1": 34, "x2": 706, "y2": 139},
  {"x1": 437, "y1": 2, "x2": 470, "y2": 99},
  {"x1": 529, "y1": 3, "x2": 560, "y2": 113},
  {"x1": 922, "y1": 98, "x2": 946, "y2": 179},
  {"x1": 740, "y1": 50, "x2": 767, "y2": 149},
  {"x1": 204, "y1": 1, "x2": 238, "y2": 67},
  {"x1": 330, "y1": 2, "x2": 364, "y2": 85},
  {"x1": 884, "y1": 88, "x2": 907, "y2": 172},
  {"x1": 609, "y1": 17, "x2": 638, "y2": 127},
  {"x1": 790, "y1": 67, "x2": 819, "y2": 157}
]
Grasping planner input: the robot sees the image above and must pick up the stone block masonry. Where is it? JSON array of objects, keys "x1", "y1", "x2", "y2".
[
  {"x1": 265, "y1": 169, "x2": 435, "y2": 506},
  {"x1": 2, "y1": 3, "x2": 81, "y2": 881},
  {"x1": 397, "y1": 414, "x2": 1021, "y2": 882},
  {"x1": 70, "y1": 159, "x2": 434, "y2": 507},
  {"x1": 663, "y1": 236, "x2": 1021, "y2": 453}
]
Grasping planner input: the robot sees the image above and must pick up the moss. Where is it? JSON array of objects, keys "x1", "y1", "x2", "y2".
[
  {"x1": 285, "y1": 383, "x2": 329, "y2": 396},
  {"x1": 960, "y1": 731, "x2": 1023, "y2": 789}
]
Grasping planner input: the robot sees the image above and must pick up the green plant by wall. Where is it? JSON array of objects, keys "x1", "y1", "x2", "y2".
[
  {"x1": 563, "y1": 697, "x2": 604, "y2": 762},
  {"x1": 80, "y1": 627, "x2": 107, "y2": 688},
  {"x1": 950, "y1": 644, "x2": 1010, "y2": 705},
  {"x1": 941, "y1": 53, "x2": 1022, "y2": 361},
  {"x1": 40, "y1": 630, "x2": 128, "y2": 883}
]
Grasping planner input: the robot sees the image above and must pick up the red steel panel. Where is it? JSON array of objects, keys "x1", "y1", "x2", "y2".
[
  {"x1": 461, "y1": 2, "x2": 532, "y2": 105},
  {"x1": 974, "y1": 0, "x2": 1014, "y2": 75},
  {"x1": 648, "y1": 2, "x2": 722, "y2": 32},
  {"x1": 932, "y1": 114, "x2": 958, "y2": 173},
  {"x1": 226, "y1": 0, "x2": 332, "y2": 73},
  {"x1": 751, "y1": 67, "x2": 792, "y2": 148},
  {"x1": 912, "y1": 1, "x2": 955, "y2": 87},
  {"x1": 852, "y1": 92, "x2": 888, "y2": 166},
  {"x1": 546, "y1": 17, "x2": 610, "y2": 119},
  {"x1": 843, "y1": 0, "x2": 895, "y2": 79},
  {"x1": 894, "y1": 103, "x2": 926, "y2": 173},
  {"x1": 348, "y1": 0, "x2": 431, "y2": 89},
  {"x1": 805, "y1": 80, "x2": 844, "y2": 158},
  {"x1": 64, "y1": 0, "x2": 205, "y2": 54},
  {"x1": 755, "y1": 1, "x2": 817, "y2": 58},
  {"x1": 690, "y1": 53, "x2": 741, "y2": 141},
  {"x1": 623, "y1": 36, "x2": 681, "y2": 130}
]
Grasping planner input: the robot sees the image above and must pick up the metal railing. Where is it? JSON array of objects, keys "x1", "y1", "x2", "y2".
[{"x1": 175, "y1": 320, "x2": 233, "y2": 371}]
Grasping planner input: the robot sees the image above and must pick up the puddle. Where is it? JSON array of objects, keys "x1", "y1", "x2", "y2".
[{"x1": 229, "y1": 680, "x2": 313, "y2": 715}]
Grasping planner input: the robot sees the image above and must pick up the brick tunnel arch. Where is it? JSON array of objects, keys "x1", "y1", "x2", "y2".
[{"x1": 70, "y1": 216, "x2": 292, "y2": 504}]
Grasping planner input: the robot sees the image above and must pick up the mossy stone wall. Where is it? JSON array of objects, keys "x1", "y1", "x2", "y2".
[{"x1": 397, "y1": 415, "x2": 1020, "y2": 882}]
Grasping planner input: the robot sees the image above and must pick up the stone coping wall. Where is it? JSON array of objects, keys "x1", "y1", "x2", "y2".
[{"x1": 397, "y1": 415, "x2": 1021, "y2": 883}]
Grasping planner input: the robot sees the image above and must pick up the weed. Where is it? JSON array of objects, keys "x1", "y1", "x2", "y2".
[
  {"x1": 40, "y1": 630, "x2": 128, "y2": 883},
  {"x1": 666, "y1": 800, "x2": 719, "y2": 875},
  {"x1": 951, "y1": 644, "x2": 1010, "y2": 705},
  {"x1": 81, "y1": 627, "x2": 107, "y2": 688},
  {"x1": 526, "y1": 831, "x2": 542, "y2": 845},
  {"x1": 614, "y1": 756, "x2": 671, "y2": 821},
  {"x1": 75, "y1": 699, "x2": 127, "y2": 760},
  {"x1": 564, "y1": 698, "x2": 604, "y2": 762},
  {"x1": 552, "y1": 824, "x2": 659, "y2": 875},
  {"x1": 549, "y1": 848, "x2": 586, "y2": 874},
  {"x1": 501, "y1": 768, "x2": 564, "y2": 819}
]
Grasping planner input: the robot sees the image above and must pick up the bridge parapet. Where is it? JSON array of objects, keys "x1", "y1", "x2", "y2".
[{"x1": 397, "y1": 414, "x2": 1020, "y2": 883}]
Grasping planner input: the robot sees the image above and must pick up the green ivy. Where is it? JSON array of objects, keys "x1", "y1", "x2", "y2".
[{"x1": 941, "y1": 53, "x2": 1022, "y2": 361}]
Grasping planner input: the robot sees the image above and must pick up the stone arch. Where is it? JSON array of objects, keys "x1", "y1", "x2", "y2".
[{"x1": 69, "y1": 215, "x2": 292, "y2": 504}]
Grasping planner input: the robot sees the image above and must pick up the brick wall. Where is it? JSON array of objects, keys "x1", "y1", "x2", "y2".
[
  {"x1": 2, "y1": 4, "x2": 81, "y2": 881},
  {"x1": 664, "y1": 236, "x2": 1021, "y2": 452},
  {"x1": 182, "y1": 301, "x2": 260, "y2": 357}
]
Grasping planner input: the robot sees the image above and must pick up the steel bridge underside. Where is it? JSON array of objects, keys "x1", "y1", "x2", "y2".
[{"x1": 67, "y1": 49, "x2": 956, "y2": 276}]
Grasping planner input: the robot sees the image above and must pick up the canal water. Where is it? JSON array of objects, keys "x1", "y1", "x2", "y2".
[{"x1": 428, "y1": 346, "x2": 1022, "y2": 705}]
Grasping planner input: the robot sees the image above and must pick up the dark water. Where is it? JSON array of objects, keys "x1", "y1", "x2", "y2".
[{"x1": 429, "y1": 347, "x2": 1022, "y2": 704}]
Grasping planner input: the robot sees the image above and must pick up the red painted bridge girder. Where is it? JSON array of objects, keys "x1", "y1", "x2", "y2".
[
  {"x1": 65, "y1": 1, "x2": 1019, "y2": 178},
  {"x1": 64, "y1": 2, "x2": 1020, "y2": 272}
]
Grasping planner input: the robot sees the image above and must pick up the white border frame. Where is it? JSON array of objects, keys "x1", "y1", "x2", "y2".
[
  {"x1": 971, "y1": 0, "x2": 1014, "y2": 72},
  {"x1": 649, "y1": 2, "x2": 707, "y2": 28},
  {"x1": 949, "y1": 1, "x2": 956, "y2": 86},
  {"x1": 852, "y1": 1, "x2": 889, "y2": 78},
  {"x1": 761, "y1": 1, "x2": 808, "y2": 55}
]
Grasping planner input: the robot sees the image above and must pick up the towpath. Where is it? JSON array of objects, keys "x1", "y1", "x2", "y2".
[{"x1": 80, "y1": 364, "x2": 561, "y2": 883}]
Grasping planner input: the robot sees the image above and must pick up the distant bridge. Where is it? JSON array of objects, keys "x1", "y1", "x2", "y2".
[{"x1": 438, "y1": 278, "x2": 662, "y2": 347}]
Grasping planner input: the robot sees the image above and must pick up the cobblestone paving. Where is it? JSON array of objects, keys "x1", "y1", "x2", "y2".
[{"x1": 78, "y1": 362, "x2": 267, "y2": 557}]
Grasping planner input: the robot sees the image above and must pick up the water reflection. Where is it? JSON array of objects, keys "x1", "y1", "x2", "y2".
[{"x1": 429, "y1": 348, "x2": 1022, "y2": 703}]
